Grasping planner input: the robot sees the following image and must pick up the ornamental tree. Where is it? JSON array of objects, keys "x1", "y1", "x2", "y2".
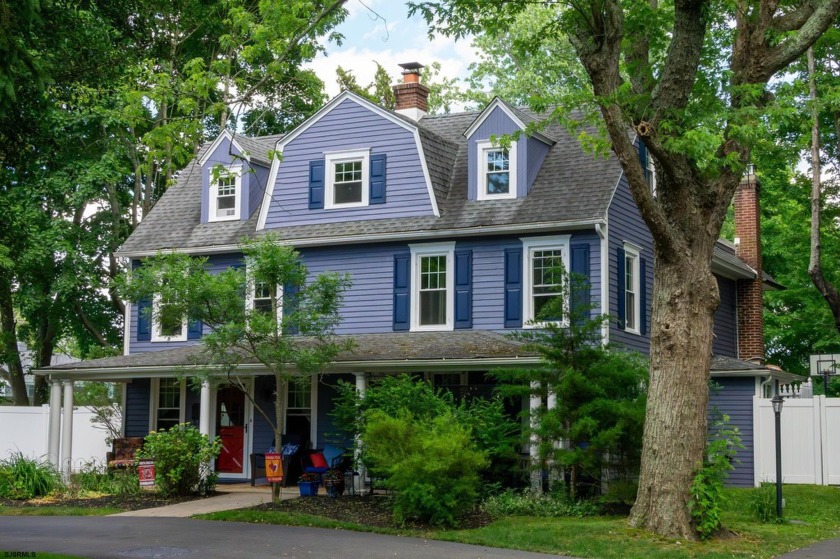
[{"x1": 116, "y1": 234, "x2": 352, "y2": 502}]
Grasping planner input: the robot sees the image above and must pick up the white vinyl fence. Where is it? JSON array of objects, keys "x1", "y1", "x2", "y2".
[
  {"x1": 0, "y1": 405, "x2": 111, "y2": 470},
  {"x1": 754, "y1": 395, "x2": 840, "y2": 486}
]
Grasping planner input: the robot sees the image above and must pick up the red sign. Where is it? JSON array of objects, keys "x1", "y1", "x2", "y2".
[
  {"x1": 138, "y1": 460, "x2": 155, "y2": 487},
  {"x1": 265, "y1": 452, "x2": 283, "y2": 483}
]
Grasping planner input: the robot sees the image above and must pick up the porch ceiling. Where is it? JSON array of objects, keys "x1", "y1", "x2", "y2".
[{"x1": 33, "y1": 331, "x2": 542, "y2": 380}]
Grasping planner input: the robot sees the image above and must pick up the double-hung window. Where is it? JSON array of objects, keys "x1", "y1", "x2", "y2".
[
  {"x1": 151, "y1": 295, "x2": 187, "y2": 342},
  {"x1": 477, "y1": 140, "x2": 517, "y2": 200},
  {"x1": 624, "y1": 243, "x2": 641, "y2": 334},
  {"x1": 325, "y1": 149, "x2": 370, "y2": 209},
  {"x1": 522, "y1": 236, "x2": 571, "y2": 326},
  {"x1": 410, "y1": 242, "x2": 455, "y2": 331},
  {"x1": 246, "y1": 265, "x2": 282, "y2": 323},
  {"x1": 152, "y1": 378, "x2": 185, "y2": 431},
  {"x1": 209, "y1": 166, "x2": 242, "y2": 222}
]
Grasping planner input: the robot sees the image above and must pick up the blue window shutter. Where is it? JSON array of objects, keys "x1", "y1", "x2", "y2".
[
  {"x1": 137, "y1": 299, "x2": 151, "y2": 342},
  {"x1": 393, "y1": 254, "x2": 410, "y2": 331},
  {"x1": 504, "y1": 248, "x2": 523, "y2": 328},
  {"x1": 570, "y1": 243, "x2": 590, "y2": 323},
  {"x1": 283, "y1": 282, "x2": 299, "y2": 335},
  {"x1": 639, "y1": 140, "x2": 649, "y2": 184},
  {"x1": 370, "y1": 153, "x2": 387, "y2": 204},
  {"x1": 309, "y1": 160, "x2": 325, "y2": 209},
  {"x1": 454, "y1": 249, "x2": 472, "y2": 329},
  {"x1": 616, "y1": 247, "x2": 626, "y2": 330},
  {"x1": 187, "y1": 319, "x2": 202, "y2": 340},
  {"x1": 640, "y1": 257, "x2": 647, "y2": 335}
]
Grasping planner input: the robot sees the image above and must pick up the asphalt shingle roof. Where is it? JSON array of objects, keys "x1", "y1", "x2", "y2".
[
  {"x1": 118, "y1": 102, "x2": 624, "y2": 255},
  {"x1": 41, "y1": 331, "x2": 538, "y2": 375}
]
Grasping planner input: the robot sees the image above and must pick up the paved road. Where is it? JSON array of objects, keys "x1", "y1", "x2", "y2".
[
  {"x1": 776, "y1": 538, "x2": 840, "y2": 558},
  {"x1": 0, "y1": 516, "x2": 575, "y2": 559}
]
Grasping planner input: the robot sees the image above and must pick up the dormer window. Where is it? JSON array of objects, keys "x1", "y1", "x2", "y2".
[
  {"x1": 209, "y1": 167, "x2": 242, "y2": 222},
  {"x1": 325, "y1": 149, "x2": 370, "y2": 209},
  {"x1": 477, "y1": 140, "x2": 517, "y2": 200}
]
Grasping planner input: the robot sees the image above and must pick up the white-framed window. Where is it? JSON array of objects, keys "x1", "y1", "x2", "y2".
[
  {"x1": 151, "y1": 295, "x2": 187, "y2": 342},
  {"x1": 624, "y1": 243, "x2": 641, "y2": 334},
  {"x1": 245, "y1": 266, "x2": 282, "y2": 323},
  {"x1": 149, "y1": 378, "x2": 186, "y2": 431},
  {"x1": 477, "y1": 139, "x2": 517, "y2": 200},
  {"x1": 522, "y1": 235, "x2": 571, "y2": 326},
  {"x1": 409, "y1": 242, "x2": 455, "y2": 331},
  {"x1": 646, "y1": 155, "x2": 656, "y2": 196},
  {"x1": 325, "y1": 149, "x2": 370, "y2": 209},
  {"x1": 286, "y1": 377, "x2": 311, "y2": 412},
  {"x1": 208, "y1": 166, "x2": 242, "y2": 222}
]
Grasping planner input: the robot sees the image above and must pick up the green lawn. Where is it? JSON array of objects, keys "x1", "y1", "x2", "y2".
[
  {"x1": 0, "y1": 505, "x2": 122, "y2": 516},
  {"x1": 198, "y1": 485, "x2": 840, "y2": 559}
]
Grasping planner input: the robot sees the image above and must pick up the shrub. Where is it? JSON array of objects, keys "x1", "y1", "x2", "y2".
[
  {"x1": 0, "y1": 452, "x2": 62, "y2": 500},
  {"x1": 689, "y1": 414, "x2": 742, "y2": 539},
  {"x1": 750, "y1": 482, "x2": 781, "y2": 523},
  {"x1": 137, "y1": 423, "x2": 221, "y2": 497},
  {"x1": 68, "y1": 461, "x2": 139, "y2": 497},
  {"x1": 363, "y1": 411, "x2": 487, "y2": 527},
  {"x1": 482, "y1": 488, "x2": 600, "y2": 518}
]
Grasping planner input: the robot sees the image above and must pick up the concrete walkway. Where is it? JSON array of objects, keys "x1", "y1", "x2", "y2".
[{"x1": 110, "y1": 484, "x2": 296, "y2": 517}]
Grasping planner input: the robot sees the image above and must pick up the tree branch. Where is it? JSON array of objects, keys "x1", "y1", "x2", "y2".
[
  {"x1": 765, "y1": 0, "x2": 840, "y2": 80},
  {"x1": 73, "y1": 302, "x2": 109, "y2": 346},
  {"x1": 650, "y1": 0, "x2": 707, "y2": 119}
]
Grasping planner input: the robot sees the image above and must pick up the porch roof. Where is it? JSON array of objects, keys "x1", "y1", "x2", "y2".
[
  {"x1": 34, "y1": 331, "x2": 542, "y2": 380},
  {"x1": 710, "y1": 354, "x2": 801, "y2": 383}
]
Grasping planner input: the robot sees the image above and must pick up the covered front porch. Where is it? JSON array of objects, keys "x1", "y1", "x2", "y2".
[{"x1": 35, "y1": 331, "x2": 540, "y2": 483}]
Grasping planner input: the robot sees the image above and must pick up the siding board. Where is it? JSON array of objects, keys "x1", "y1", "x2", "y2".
[
  {"x1": 124, "y1": 379, "x2": 150, "y2": 437},
  {"x1": 709, "y1": 377, "x2": 755, "y2": 487}
]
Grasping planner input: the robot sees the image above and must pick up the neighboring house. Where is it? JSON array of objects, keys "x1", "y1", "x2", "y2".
[
  {"x1": 37, "y1": 64, "x2": 796, "y2": 487},
  {"x1": 0, "y1": 343, "x2": 78, "y2": 401}
]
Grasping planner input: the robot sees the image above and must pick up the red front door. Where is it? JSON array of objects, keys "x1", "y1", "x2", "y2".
[{"x1": 216, "y1": 386, "x2": 246, "y2": 474}]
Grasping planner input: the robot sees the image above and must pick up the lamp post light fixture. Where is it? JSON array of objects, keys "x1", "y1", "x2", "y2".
[{"x1": 771, "y1": 392, "x2": 784, "y2": 519}]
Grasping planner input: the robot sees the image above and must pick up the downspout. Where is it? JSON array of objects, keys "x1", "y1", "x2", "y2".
[{"x1": 596, "y1": 223, "x2": 609, "y2": 344}]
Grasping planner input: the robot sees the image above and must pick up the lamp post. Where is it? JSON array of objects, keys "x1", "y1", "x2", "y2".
[{"x1": 771, "y1": 391, "x2": 784, "y2": 519}]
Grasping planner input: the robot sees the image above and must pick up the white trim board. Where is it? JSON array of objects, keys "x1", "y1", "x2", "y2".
[{"x1": 198, "y1": 130, "x2": 250, "y2": 167}]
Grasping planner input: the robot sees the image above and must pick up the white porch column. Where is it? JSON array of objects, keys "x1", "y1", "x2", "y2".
[
  {"x1": 199, "y1": 381, "x2": 212, "y2": 436},
  {"x1": 354, "y1": 372, "x2": 368, "y2": 494},
  {"x1": 47, "y1": 379, "x2": 62, "y2": 468},
  {"x1": 546, "y1": 388, "x2": 560, "y2": 490},
  {"x1": 529, "y1": 381, "x2": 542, "y2": 493},
  {"x1": 61, "y1": 381, "x2": 74, "y2": 477}
]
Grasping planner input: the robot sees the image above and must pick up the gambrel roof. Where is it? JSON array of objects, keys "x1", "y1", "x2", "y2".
[{"x1": 118, "y1": 95, "x2": 624, "y2": 256}]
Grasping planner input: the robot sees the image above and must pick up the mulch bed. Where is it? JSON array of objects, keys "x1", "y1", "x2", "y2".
[
  {"x1": 255, "y1": 494, "x2": 493, "y2": 530},
  {"x1": 0, "y1": 491, "x2": 216, "y2": 511}
]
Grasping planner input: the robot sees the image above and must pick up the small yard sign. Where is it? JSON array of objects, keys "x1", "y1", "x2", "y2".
[
  {"x1": 265, "y1": 452, "x2": 283, "y2": 483},
  {"x1": 138, "y1": 460, "x2": 155, "y2": 488}
]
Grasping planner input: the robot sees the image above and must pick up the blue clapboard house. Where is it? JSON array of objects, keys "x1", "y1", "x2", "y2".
[{"x1": 40, "y1": 64, "x2": 796, "y2": 487}]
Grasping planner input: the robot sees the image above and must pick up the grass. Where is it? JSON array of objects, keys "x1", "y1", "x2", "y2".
[
  {"x1": 0, "y1": 505, "x2": 122, "y2": 516},
  {"x1": 198, "y1": 485, "x2": 840, "y2": 558}
]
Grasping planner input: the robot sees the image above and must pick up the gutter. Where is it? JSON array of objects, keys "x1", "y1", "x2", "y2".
[
  {"x1": 115, "y1": 219, "x2": 606, "y2": 258},
  {"x1": 33, "y1": 356, "x2": 543, "y2": 381}
]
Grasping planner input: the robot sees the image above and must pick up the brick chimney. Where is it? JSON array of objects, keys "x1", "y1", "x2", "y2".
[
  {"x1": 734, "y1": 169, "x2": 764, "y2": 362},
  {"x1": 393, "y1": 62, "x2": 429, "y2": 121}
]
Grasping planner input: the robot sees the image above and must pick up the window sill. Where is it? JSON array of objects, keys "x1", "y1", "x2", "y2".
[
  {"x1": 208, "y1": 214, "x2": 240, "y2": 223},
  {"x1": 410, "y1": 324, "x2": 454, "y2": 332}
]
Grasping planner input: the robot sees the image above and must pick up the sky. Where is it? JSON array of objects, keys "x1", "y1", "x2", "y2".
[{"x1": 306, "y1": 0, "x2": 480, "y2": 98}]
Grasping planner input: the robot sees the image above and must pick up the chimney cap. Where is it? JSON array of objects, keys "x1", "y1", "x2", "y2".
[{"x1": 399, "y1": 62, "x2": 424, "y2": 73}]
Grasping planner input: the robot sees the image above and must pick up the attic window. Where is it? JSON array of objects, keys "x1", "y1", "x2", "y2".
[
  {"x1": 477, "y1": 140, "x2": 517, "y2": 200},
  {"x1": 325, "y1": 149, "x2": 370, "y2": 209},
  {"x1": 209, "y1": 167, "x2": 242, "y2": 222}
]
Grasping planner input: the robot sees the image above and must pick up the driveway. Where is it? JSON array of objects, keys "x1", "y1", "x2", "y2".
[{"x1": 0, "y1": 516, "x2": 576, "y2": 559}]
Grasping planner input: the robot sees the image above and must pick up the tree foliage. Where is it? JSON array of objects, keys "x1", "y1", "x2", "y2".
[
  {"x1": 410, "y1": 0, "x2": 840, "y2": 539},
  {"x1": 0, "y1": 0, "x2": 347, "y2": 404}
]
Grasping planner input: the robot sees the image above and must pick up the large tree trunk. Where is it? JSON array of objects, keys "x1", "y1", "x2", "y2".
[
  {"x1": 629, "y1": 240, "x2": 719, "y2": 539},
  {"x1": 0, "y1": 273, "x2": 29, "y2": 405}
]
